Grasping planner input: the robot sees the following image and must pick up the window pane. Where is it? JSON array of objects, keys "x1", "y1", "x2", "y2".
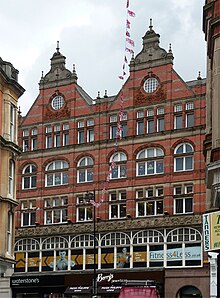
[
  {"x1": 176, "y1": 199, "x2": 183, "y2": 213},
  {"x1": 78, "y1": 131, "x2": 84, "y2": 144},
  {"x1": 23, "y1": 213, "x2": 29, "y2": 226},
  {"x1": 147, "y1": 120, "x2": 154, "y2": 133},
  {"x1": 120, "y1": 204, "x2": 126, "y2": 217},
  {"x1": 63, "y1": 173, "x2": 68, "y2": 184},
  {"x1": 158, "y1": 118, "x2": 164, "y2": 132},
  {"x1": 24, "y1": 177, "x2": 30, "y2": 189},
  {"x1": 111, "y1": 205, "x2": 118, "y2": 218},
  {"x1": 186, "y1": 113, "x2": 194, "y2": 128},
  {"x1": 79, "y1": 170, "x2": 85, "y2": 182},
  {"x1": 138, "y1": 203, "x2": 145, "y2": 216},
  {"x1": 55, "y1": 173, "x2": 61, "y2": 185},
  {"x1": 31, "y1": 176, "x2": 37, "y2": 188},
  {"x1": 156, "y1": 161, "x2": 164, "y2": 173},
  {"x1": 185, "y1": 198, "x2": 193, "y2": 213},
  {"x1": 112, "y1": 167, "x2": 118, "y2": 179},
  {"x1": 146, "y1": 202, "x2": 155, "y2": 215},
  {"x1": 120, "y1": 166, "x2": 127, "y2": 178},
  {"x1": 175, "y1": 158, "x2": 183, "y2": 171},
  {"x1": 137, "y1": 121, "x2": 144, "y2": 135},
  {"x1": 122, "y1": 124, "x2": 127, "y2": 137},
  {"x1": 147, "y1": 161, "x2": 154, "y2": 174},
  {"x1": 87, "y1": 169, "x2": 93, "y2": 182},
  {"x1": 138, "y1": 163, "x2": 145, "y2": 176},
  {"x1": 185, "y1": 156, "x2": 193, "y2": 170},
  {"x1": 175, "y1": 115, "x2": 182, "y2": 129},
  {"x1": 157, "y1": 201, "x2": 163, "y2": 214},
  {"x1": 30, "y1": 212, "x2": 36, "y2": 225}
]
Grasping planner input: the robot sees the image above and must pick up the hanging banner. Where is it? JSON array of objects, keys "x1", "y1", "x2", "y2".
[{"x1": 203, "y1": 211, "x2": 220, "y2": 251}]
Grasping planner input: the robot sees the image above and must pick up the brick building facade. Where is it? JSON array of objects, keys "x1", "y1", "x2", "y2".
[{"x1": 13, "y1": 22, "x2": 209, "y2": 298}]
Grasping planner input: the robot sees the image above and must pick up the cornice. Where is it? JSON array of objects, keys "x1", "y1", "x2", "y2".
[{"x1": 15, "y1": 215, "x2": 202, "y2": 238}]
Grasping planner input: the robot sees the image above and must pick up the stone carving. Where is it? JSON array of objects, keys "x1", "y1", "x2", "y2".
[
  {"x1": 134, "y1": 85, "x2": 166, "y2": 106},
  {"x1": 15, "y1": 215, "x2": 202, "y2": 238}
]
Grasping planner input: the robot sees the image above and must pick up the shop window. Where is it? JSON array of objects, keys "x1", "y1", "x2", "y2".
[
  {"x1": 136, "y1": 147, "x2": 164, "y2": 176},
  {"x1": 77, "y1": 156, "x2": 94, "y2": 183},
  {"x1": 14, "y1": 239, "x2": 40, "y2": 273}
]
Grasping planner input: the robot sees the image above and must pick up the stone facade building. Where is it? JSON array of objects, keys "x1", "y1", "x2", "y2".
[
  {"x1": 0, "y1": 58, "x2": 24, "y2": 297},
  {"x1": 14, "y1": 22, "x2": 208, "y2": 298}
]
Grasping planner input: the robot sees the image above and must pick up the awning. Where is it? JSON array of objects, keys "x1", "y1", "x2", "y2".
[{"x1": 118, "y1": 287, "x2": 159, "y2": 298}]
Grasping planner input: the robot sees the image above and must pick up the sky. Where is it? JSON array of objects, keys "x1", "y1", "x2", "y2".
[{"x1": 1, "y1": 0, "x2": 206, "y2": 116}]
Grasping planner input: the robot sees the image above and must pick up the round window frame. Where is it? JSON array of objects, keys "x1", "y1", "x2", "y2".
[
  {"x1": 51, "y1": 95, "x2": 65, "y2": 110},
  {"x1": 143, "y1": 77, "x2": 159, "y2": 93}
]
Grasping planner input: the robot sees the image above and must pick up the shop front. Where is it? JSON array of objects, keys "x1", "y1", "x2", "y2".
[{"x1": 11, "y1": 270, "x2": 163, "y2": 298}]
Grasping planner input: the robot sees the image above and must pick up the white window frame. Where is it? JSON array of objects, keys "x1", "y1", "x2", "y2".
[
  {"x1": 22, "y1": 164, "x2": 37, "y2": 189},
  {"x1": 174, "y1": 143, "x2": 194, "y2": 172},
  {"x1": 45, "y1": 161, "x2": 69, "y2": 187},
  {"x1": 77, "y1": 157, "x2": 94, "y2": 183},
  {"x1": 110, "y1": 152, "x2": 127, "y2": 179}
]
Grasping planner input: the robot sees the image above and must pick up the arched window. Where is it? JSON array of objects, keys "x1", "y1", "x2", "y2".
[
  {"x1": 166, "y1": 228, "x2": 202, "y2": 267},
  {"x1": 101, "y1": 232, "x2": 131, "y2": 269},
  {"x1": 136, "y1": 147, "x2": 164, "y2": 176},
  {"x1": 42, "y1": 237, "x2": 69, "y2": 272},
  {"x1": 77, "y1": 157, "x2": 93, "y2": 183},
  {"x1": 14, "y1": 239, "x2": 40, "y2": 273},
  {"x1": 174, "y1": 143, "x2": 194, "y2": 172},
  {"x1": 176, "y1": 286, "x2": 202, "y2": 298},
  {"x1": 22, "y1": 164, "x2": 37, "y2": 189},
  {"x1": 45, "y1": 160, "x2": 68, "y2": 187},
  {"x1": 110, "y1": 152, "x2": 127, "y2": 179}
]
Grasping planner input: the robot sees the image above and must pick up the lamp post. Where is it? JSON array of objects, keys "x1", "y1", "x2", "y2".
[{"x1": 85, "y1": 189, "x2": 97, "y2": 298}]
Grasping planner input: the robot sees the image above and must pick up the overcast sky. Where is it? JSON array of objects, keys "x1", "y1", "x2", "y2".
[{"x1": 1, "y1": 0, "x2": 206, "y2": 115}]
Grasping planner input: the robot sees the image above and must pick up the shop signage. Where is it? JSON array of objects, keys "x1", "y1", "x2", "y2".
[
  {"x1": 10, "y1": 275, "x2": 64, "y2": 287},
  {"x1": 97, "y1": 273, "x2": 114, "y2": 283},
  {"x1": 203, "y1": 211, "x2": 220, "y2": 251},
  {"x1": 98, "y1": 285, "x2": 122, "y2": 294},
  {"x1": 65, "y1": 286, "x2": 91, "y2": 294},
  {"x1": 149, "y1": 246, "x2": 201, "y2": 261}
]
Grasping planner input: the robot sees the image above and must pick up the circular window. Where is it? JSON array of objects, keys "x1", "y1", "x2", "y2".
[
  {"x1": 51, "y1": 96, "x2": 64, "y2": 110},
  {"x1": 143, "y1": 77, "x2": 159, "y2": 93}
]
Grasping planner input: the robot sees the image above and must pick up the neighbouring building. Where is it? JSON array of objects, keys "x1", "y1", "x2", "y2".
[
  {"x1": 203, "y1": 1, "x2": 220, "y2": 297},
  {"x1": 0, "y1": 58, "x2": 24, "y2": 297},
  {"x1": 13, "y1": 22, "x2": 209, "y2": 298}
]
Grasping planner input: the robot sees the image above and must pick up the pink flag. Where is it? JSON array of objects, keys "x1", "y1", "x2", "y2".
[
  {"x1": 123, "y1": 63, "x2": 125, "y2": 70},
  {"x1": 128, "y1": 10, "x2": 135, "y2": 17},
  {"x1": 118, "y1": 75, "x2": 124, "y2": 80},
  {"x1": 126, "y1": 47, "x2": 134, "y2": 54},
  {"x1": 126, "y1": 38, "x2": 135, "y2": 46},
  {"x1": 126, "y1": 0, "x2": 129, "y2": 8},
  {"x1": 126, "y1": 19, "x2": 131, "y2": 29},
  {"x1": 126, "y1": 31, "x2": 130, "y2": 37},
  {"x1": 123, "y1": 71, "x2": 126, "y2": 76},
  {"x1": 124, "y1": 56, "x2": 128, "y2": 63}
]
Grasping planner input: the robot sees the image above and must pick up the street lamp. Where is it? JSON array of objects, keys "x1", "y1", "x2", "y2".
[{"x1": 85, "y1": 190, "x2": 97, "y2": 298}]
